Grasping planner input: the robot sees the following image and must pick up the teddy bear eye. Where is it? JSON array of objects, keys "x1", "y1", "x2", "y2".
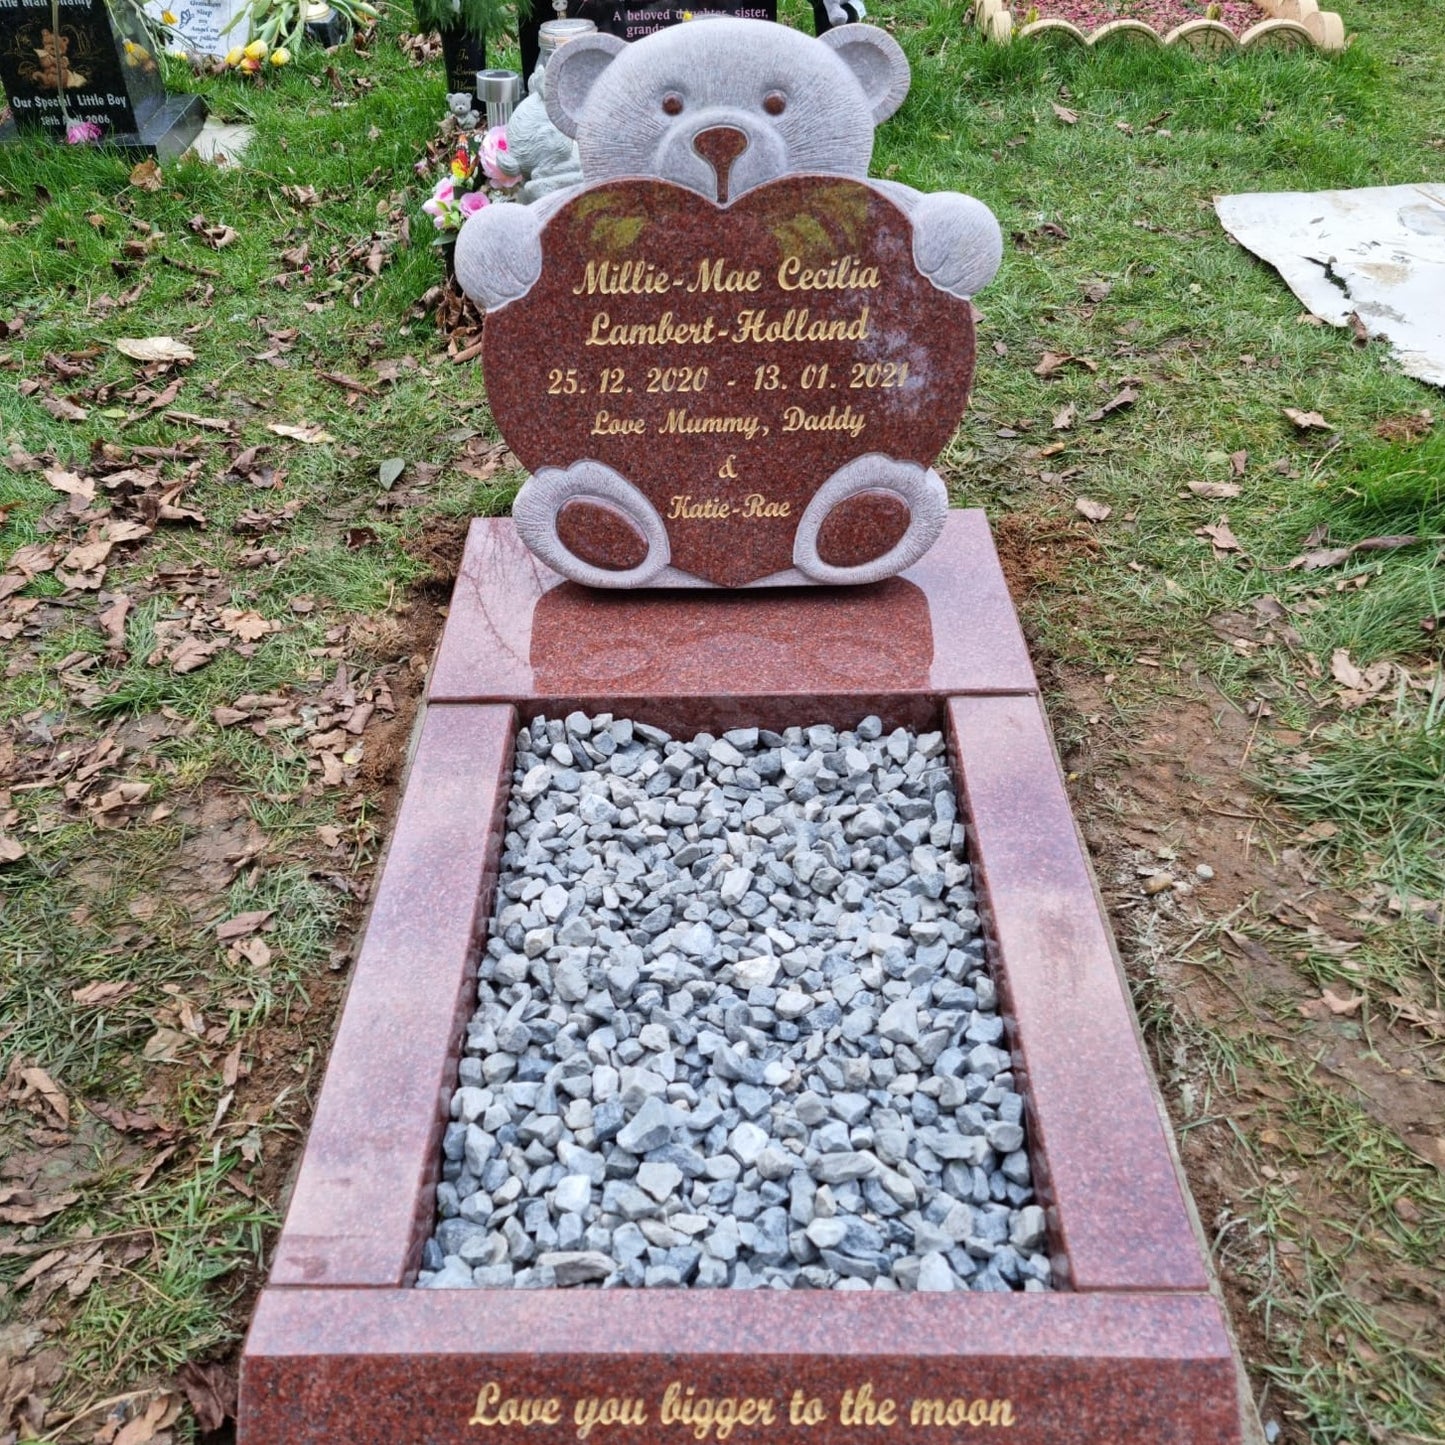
[
  {"x1": 763, "y1": 91, "x2": 787, "y2": 116},
  {"x1": 662, "y1": 92, "x2": 684, "y2": 116}
]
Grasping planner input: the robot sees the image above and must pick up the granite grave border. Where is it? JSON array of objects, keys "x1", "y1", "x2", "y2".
[{"x1": 239, "y1": 511, "x2": 1251, "y2": 1444}]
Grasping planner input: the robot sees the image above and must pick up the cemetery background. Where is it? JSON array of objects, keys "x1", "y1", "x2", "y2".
[{"x1": 0, "y1": 0, "x2": 1441, "y2": 1440}]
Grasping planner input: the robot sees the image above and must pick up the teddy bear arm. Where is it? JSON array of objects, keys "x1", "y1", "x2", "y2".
[
  {"x1": 454, "y1": 188, "x2": 577, "y2": 312},
  {"x1": 871, "y1": 181, "x2": 1002, "y2": 301}
]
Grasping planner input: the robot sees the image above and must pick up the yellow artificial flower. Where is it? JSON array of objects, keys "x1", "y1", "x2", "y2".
[
  {"x1": 244, "y1": 38, "x2": 267, "y2": 59},
  {"x1": 239, "y1": 54, "x2": 261, "y2": 70},
  {"x1": 270, "y1": 46, "x2": 290, "y2": 64},
  {"x1": 225, "y1": 44, "x2": 245, "y2": 64},
  {"x1": 162, "y1": 9, "x2": 178, "y2": 21}
]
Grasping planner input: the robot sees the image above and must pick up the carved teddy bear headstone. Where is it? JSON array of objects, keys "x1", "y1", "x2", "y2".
[{"x1": 456, "y1": 19, "x2": 1001, "y2": 588}]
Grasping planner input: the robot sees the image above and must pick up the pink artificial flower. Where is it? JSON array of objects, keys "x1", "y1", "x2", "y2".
[
  {"x1": 433, "y1": 176, "x2": 456, "y2": 204},
  {"x1": 459, "y1": 190, "x2": 489, "y2": 217},
  {"x1": 480, "y1": 125, "x2": 521, "y2": 188},
  {"x1": 66, "y1": 120, "x2": 104, "y2": 144}
]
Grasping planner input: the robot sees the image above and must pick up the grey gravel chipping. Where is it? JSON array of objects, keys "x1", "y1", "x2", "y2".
[{"x1": 417, "y1": 715, "x2": 1051, "y2": 1294}]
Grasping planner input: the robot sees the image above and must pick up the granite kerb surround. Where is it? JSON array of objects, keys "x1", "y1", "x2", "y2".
[{"x1": 239, "y1": 512, "x2": 1249, "y2": 1445}]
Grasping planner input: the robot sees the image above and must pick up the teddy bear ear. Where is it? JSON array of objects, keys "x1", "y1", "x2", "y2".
[
  {"x1": 544, "y1": 32, "x2": 629, "y2": 139},
  {"x1": 817, "y1": 23, "x2": 911, "y2": 124}
]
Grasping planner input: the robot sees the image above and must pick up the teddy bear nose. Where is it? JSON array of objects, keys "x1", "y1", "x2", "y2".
[{"x1": 692, "y1": 125, "x2": 749, "y2": 204}]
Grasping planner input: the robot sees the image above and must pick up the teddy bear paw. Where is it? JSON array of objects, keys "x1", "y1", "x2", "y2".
[
  {"x1": 514, "y1": 461, "x2": 671, "y2": 587},
  {"x1": 793, "y1": 456, "x2": 948, "y2": 584}
]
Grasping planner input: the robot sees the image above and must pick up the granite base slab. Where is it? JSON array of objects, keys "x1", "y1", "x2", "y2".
[{"x1": 239, "y1": 512, "x2": 1250, "y2": 1444}]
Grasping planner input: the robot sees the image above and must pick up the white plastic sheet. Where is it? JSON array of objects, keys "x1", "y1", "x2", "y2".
[{"x1": 1216, "y1": 184, "x2": 1445, "y2": 390}]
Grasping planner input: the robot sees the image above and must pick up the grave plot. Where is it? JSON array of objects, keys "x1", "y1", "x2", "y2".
[
  {"x1": 419, "y1": 716, "x2": 1050, "y2": 1297},
  {"x1": 239, "y1": 20, "x2": 1249, "y2": 1441},
  {"x1": 971, "y1": 0, "x2": 1346, "y2": 51},
  {"x1": 238, "y1": 515, "x2": 1247, "y2": 1444}
]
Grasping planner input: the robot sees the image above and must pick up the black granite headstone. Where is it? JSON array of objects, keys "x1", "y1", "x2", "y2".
[
  {"x1": 517, "y1": 0, "x2": 776, "y2": 88},
  {"x1": 0, "y1": 0, "x2": 205, "y2": 158}
]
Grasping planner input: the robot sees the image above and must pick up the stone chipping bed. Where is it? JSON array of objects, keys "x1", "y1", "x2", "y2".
[{"x1": 418, "y1": 714, "x2": 1052, "y2": 1293}]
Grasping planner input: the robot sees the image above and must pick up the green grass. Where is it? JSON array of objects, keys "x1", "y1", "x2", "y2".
[{"x1": 2, "y1": 0, "x2": 1444, "y2": 1440}]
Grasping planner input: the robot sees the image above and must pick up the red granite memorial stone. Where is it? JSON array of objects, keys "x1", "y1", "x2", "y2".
[
  {"x1": 239, "y1": 517, "x2": 1253, "y2": 1445},
  {"x1": 483, "y1": 175, "x2": 977, "y2": 588}
]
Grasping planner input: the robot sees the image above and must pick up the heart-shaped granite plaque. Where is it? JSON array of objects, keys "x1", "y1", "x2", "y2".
[{"x1": 483, "y1": 175, "x2": 976, "y2": 588}]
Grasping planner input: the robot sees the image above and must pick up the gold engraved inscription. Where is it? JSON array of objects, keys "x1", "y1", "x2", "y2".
[
  {"x1": 469, "y1": 1383, "x2": 562, "y2": 1428},
  {"x1": 586, "y1": 311, "x2": 722, "y2": 347},
  {"x1": 687, "y1": 258, "x2": 763, "y2": 294},
  {"x1": 660, "y1": 1383, "x2": 777, "y2": 1441},
  {"x1": 781, "y1": 403, "x2": 867, "y2": 439},
  {"x1": 659, "y1": 408, "x2": 763, "y2": 442},
  {"x1": 572, "y1": 259, "x2": 675, "y2": 296},
  {"x1": 910, "y1": 1398, "x2": 1017, "y2": 1428},
  {"x1": 574, "y1": 1396, "x2": 649, "y2": 1440},
  {"x1": 591, "y1": 410, "x2": 647, "y2": 436},
  {"x1": 467, "y1": 1378, "x2": 1019, "y2": 1436},
  {"x1": 732, "y1": 307, "x2": 871, "y2": 344},
  {"x1": 777, "y1": 254, "x2": 882, "y2": 292},
  {"x1": 666, "y1": 493, "x2": 791, "y2": 521}
]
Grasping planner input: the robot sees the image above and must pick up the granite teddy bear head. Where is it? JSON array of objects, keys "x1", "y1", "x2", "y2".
[{"x1": 543, "y1": 18, "x2": 910, "y2": 205}]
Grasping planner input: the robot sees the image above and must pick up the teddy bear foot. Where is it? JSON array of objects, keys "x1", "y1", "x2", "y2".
[
  {"x1": 513, "y1": 461, "x2": 671, "y2": 588},
  {"x1": 792, "y1": 456, "x2": 948, "y2": 584}
]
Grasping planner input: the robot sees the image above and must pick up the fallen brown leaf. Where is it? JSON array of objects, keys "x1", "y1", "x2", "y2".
[
  {"x1": 40, "y1": 394, "x2": 88, "y2": 422},
  {"x1": 1403, "y1": 1134, "x2": 1445, "y2": 1173},
  {"x1": 187, "y1": 214, "x2": 239, "y2": 250},
  {"x1": 1051, "y1": 102, "x2": 1078, "y2": 124},
  {"x1": 13, "y1": 1246, "x2": 70, "y2": 1292},
  {"x1": 1287, "y1": 534, "x2": 1419, "y2": 571},
  {"x1": 142, "y1": 1029, "x2": 189, "y2": 1063},
  {"x1": 57, "y1": 537, "x2": 113, "y2": 589},
  {"x1": 1323, "y1": 986, "x2": 1364, "y2": 1016},
  {"x1": 163, "y1": 634, "x2": 224, "y2": 675},
  {"x1": 215, "y1": 908, "x2": 274, "y2": 941},
  {"x1": 1074, "y1": 496, "x2": 1111, "y2": 522},
  {"x1": 176, "y1": 1361, "x2": 236, "y2": 1435},
  {"x1": 115, "y1": 336, "x2": 196, "y2": 364},
  {"x1": 0, "y1": 1186, "x2": 79, "y2": 1223},
  {"x1": 113, "y1": 1393, "x2": 182, "y2": 1445},
  {"x1": 1188, "y1": 480, "x2": 1241, "y2": 499},
  {"x1": 1084, "y1": 386, "x2": 1137, "y2": 423},
  {"x1": 87, "y1": 1100, "x2": 173, "y2": 1134},
  {"x1": 1033, "y1": 351, "x2": 1097, "y2": 378},
  {"x1": 1289, "y1": 546, "x2": 1354, "y2": 571},
  {"x1": 1329, "y1": 647, "x2": 1392, "y2": 706},
  {"x1": 71, "y1": 980, "x2": 135, "y2": 1006},
  {"x1": 105, "y1": 519, "x2": 153, "y2": 544},
  {"x1": 129, "y1": 158, "x2": 163, "y2": 192},
  {"x1": 44, "y1": 467, "x2": 94, "y2": 500},
  {"x1": 1284, "y1": 407, "x2": 1332, "y2": 432},
  {"x1": 218, "y1": 608, "x2": 279, "y2": 643},
  {"x1": 1196, "y1": 519, "x2": 1242, "y2": 553},
  {"x1": 267, "y1": 422, "x2": 335, "y2": 445},
  {"x1": 16, "y1": 1066, "x2": 69, "y2": 1125}
]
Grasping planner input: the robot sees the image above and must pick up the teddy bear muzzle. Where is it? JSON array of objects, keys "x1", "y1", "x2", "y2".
[{"x1": 691, "y1": 125, "x2": 750, "y2": 205}]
